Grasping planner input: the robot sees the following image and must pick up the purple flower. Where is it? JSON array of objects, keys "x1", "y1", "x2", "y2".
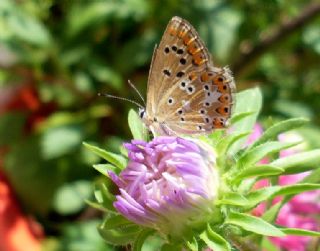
[{"x1": 108, "y1": 136, "x2": 219, "y2": 236}]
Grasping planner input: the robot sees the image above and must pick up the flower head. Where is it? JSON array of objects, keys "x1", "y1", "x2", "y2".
[{"x1": 109, "y1": 136, "x2": 219, "y2": 237}]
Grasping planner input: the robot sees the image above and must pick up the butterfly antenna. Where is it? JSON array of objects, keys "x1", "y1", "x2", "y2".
[
  {"x1": 128, "y1": 80, "x2": 146, "y2": 105},
  {"x1": 98, "y1": 93, "x2": 144, "y2": 109}
]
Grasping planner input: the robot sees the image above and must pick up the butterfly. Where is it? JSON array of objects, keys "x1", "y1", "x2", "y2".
[{"x1": 138, "y1": 16, "x2": 236, "y2": 136}]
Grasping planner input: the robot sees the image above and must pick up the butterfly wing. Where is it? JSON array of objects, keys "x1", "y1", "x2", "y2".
[{"x1": 146, "y1": 16, "x2": 235, "y2": 135}]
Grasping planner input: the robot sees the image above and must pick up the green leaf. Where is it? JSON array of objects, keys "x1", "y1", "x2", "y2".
[
  {"x1": 270, "y1": 149, "x2": 320, "y2": 174},
  {"x1": 216, "y1": 131, "x2": 251, "y2": 155},
  {"x1": 250, "y1": 118, "x2": 308, "y2": 149},
  {"x1": 232, "y1": 165, "x2": 284, "y2": 182},
  {"x1": 85, "y1": 199, "x2": 109, "y2": 212},
  {"x1": 93, "y1": 164, "x2": 119, "y2": 176},
  {"x1": 200, "y1": 224, "x2": 231, "y2": 251},
  {"x1": 83, "y1": 142, "x2": 127, "y2": 169},
  {"x1": 219, "y1": 192, "x2": 249, "y2": 206},
  {"x1": 274, "y1": 183, "x2": 320, "y2": 196},
  {"x1": 238, "y1": 141, "x2": 300, "y2": 170},
  {"x1": 300, "y1": 167, "x2": 320, "y2": 183},
  {"x1": 229, "y1": 87, "x2": 262, "y2": 154},
  {"x1": 94, "y1": 181, "x2": 116, "y2": 212},
  {"x1": 226, "y1": 212, "x2": 285, "y2": 237},
  {"x1": 262, "y1": 201, "x2": 282, "y2": 223},
  {"x1": 133, "y1": 229, "x2": 155, "y2": 251},
  {"x1": 7, "y1": 7, "x2": 51, "y2": 46},
  {"x1": 53, "y1": 180, "x2": 92, "y2": 215},
  {"x1": 128, "y1": 109, "x2": 148, "y2": 140},
  {"x1": 246, "y1": 186, "x2": 281, "y2": 208},
  {"x1": 203, "y1": 3, "x2": 242, "y2": 61},
  {"x1": 186, "y1": 237, "x2": 198, "y2": 251},
  {"x1": 280, "y1": 228, "x2": 320, "y2": 237},
  {"x1": 261, "y1": 237, "x2": 281, "y2": 251},
  {"x1": 4, "y1": 136, "x2": 64, "y2": 215},
  {"x1": 0, "y1": 113, "x2": 25, "y2": 145},
  {"x1": 41, "y1": 125, "x2": 83, "y2": 159},
  {"x1": 98, "y1": 215, "x2": 141, "y2": 245},
  {"x1": 161, "y1": 243, "x2": 182, "y2": 251},
  {"x1": 60, "y1": 220, "x2": 113, "y2": 251},
  {"x1": 229, "y1": 111, "x2": 256, "y2": 125},
  {"x1": 246, "y1": 184, "x2": 320, "y2": 209}
]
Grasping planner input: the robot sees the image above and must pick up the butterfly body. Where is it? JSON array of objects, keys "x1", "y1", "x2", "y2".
[{"x1": 142, "y1": 16, "x2": 235, "y2": 136}]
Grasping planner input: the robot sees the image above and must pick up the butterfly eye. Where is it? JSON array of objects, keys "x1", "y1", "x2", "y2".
[{"x1": 139, "y1": 109, "x2": 146, "y2": 118}]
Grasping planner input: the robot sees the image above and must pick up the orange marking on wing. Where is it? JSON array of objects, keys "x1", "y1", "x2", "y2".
[
  {"x1": 212, "y1": 118, "x2": 224, "y2": 128},
  {"x1": 192, "y1": 53, "x2": 206, "y2": 66},
  {"x1": 200, "y1": 72, "x2": 211, "y2": 82},
  {"x1": 218, "y1": 94, "x2": 230, "y2": 103},
  {"x1": 216, "y1": 106, "x2": 230, "y2": 116},
  {"x1": 183, "y1": 34, "x2": 195, "y2": 45},
  {"x1": 188, "y1": 72, "x2": 197, "y2": 81},
  {"x1": 187, "y1": 42, "x2": 201, "y2": 55},
  {"x1": 212, "y1": 76, "x2": 230, "y2": 93},
  {"x1": 169, "y1": 26, "x2": 178, "y2": 36},
  {"x1": 178, "y1": 29, "x2": 187, "y2": 38}
]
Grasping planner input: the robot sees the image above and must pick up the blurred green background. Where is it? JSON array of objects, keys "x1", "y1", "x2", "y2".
[{"x1": 0, "y1": 0, "x2": 319, "y2": 250}]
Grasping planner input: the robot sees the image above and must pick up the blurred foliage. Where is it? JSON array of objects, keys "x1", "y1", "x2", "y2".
[{"x1": 0, "y1": 0, "x2": 319, "y2": 250}]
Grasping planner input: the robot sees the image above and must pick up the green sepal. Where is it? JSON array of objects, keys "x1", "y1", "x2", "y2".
[
  {"x1": 133, "y1": 228, "x2": 156, "y2": 251},
  {"x1": 85, "y1": 199, "x2": 109, "y2": 212},
  {"x1": 228, "y1": 87, "x2": 262, "y2": 154},
  {"x1": 245, "y1": 183, "x2": 320, "y2": 209},
  {"x1": 83, "y1": 142, "x2": 127, "y2": 170},
  {"x1": 98, "y1": 215, "x2": 141, "y2": 245},
  {"x1": 199, "y1": 224, "x2": 231, "y2": 251},
  {"x1": 128, "y1": 109, "x2": 148, "y2": 141},
  {"x1": 218, "y1": 192, "x2": 249, "y2": 206},
  {"x1": 232, "y1": 164, "x2": 284, "y2": 182},
  {"x1": 280, "y1": 228, "x2": 320, "y2": 237},
  {"x1": 250, "y1": 118, "x2": 308, "y2": 149},
  {"x1": 93, "y1": 181, "x2": 116, "y2": 212},
  {"x1": 229, "y1": 111, "x2": 256, "y2": 125},
  {"x1": 237, "y1": 141, "x2": 301, "y2": 170},
  {"x1": 216, "y1": 131, "x2": 251, "y2": 156},
  {"x1": 270, "y1": 149, "x2": 320, "y2": 174},
  {"x1": 185, "y1": 236, "x2": 198, "y2": 251},
  {"x1": 161, "y1": 243, "x2": 183, "y2": 251},
  {"x1": 93, "y1": 163, "x2": 119, "y2": 176},
  {"x1": 225, "y1": 212, "x2": 285, "y2": 237},
  {"x1": 261, "y1": 201, "x2": 282, "y2": 223}
]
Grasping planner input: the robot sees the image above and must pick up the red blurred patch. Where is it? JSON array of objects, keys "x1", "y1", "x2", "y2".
[{"x1": 0, "y1": 171, "x2": 44, "y2": 251}]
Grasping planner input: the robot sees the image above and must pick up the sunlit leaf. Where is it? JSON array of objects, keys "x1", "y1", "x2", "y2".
[
  {"x1": 226, "y1": 212, "x2": 285, "y2": 236},
  {"x1": 200, "y1": 224, "x2": 231, "y2": 251}
]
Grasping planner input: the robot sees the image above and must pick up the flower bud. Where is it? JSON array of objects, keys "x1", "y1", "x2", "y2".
[{"x1": 109, "y1": 136, "x2": 220, "y2": 237}]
